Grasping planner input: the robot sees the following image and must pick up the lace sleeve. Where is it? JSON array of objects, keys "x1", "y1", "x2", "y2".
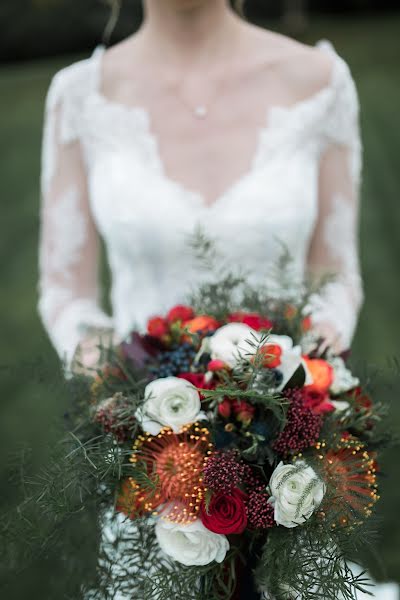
[
  {"x1": 307, "y1": 51, "x2": 363, "y2": 353},
  {"x1": 37, "y1": 64, "x2": 114, "y2": 375}
]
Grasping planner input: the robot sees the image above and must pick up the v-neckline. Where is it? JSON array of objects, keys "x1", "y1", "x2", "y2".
[{"x1": 90, "y1": 42, "x2": 340, "y2": 211}]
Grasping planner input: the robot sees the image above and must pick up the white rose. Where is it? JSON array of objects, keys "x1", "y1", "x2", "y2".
[
  {"x1": 265, "y1": 334, "x2": 312, "y2": 391},
  {"x1": 268, "y1": 461, "x2": 325, "y2": 528},
  {"x1": 135, "y1": 376, "x2": 205, "y2": 435},
  {"x1": 208, "y1": 322, "x2": 260, "y2": 368},
  {"x1": 328, "y1": 356, "x2": 360, "y2": 395},
  {"x1": 155, "y1": 517, "x2": 229, "y2": 566}
]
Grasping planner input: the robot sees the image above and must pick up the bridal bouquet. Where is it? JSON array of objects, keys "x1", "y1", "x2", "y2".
[
  {"x1": 3, "y1": 239, "x2": 391, "y2": 600},
  {"x1": 82, "y1": 298, "x2": 383, "y2": 599}
]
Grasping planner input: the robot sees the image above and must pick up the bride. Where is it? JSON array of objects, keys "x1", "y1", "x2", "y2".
[{"x1": 37, "y1": 0, "x2": 398, "y2": 598}]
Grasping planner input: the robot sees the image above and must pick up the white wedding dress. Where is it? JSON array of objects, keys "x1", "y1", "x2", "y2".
[{"x1": 37, "y1": 40, "x2": 398, "y2": 599}]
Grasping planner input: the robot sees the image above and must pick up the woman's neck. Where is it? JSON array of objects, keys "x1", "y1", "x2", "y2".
[{"x1": 138, "y1": 1, "x2": 243, "y2": 68}]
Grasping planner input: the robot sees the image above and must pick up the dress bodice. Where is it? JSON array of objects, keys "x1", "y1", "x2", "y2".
[{"x1": 37, "y1": 40, "x2": 363, "y2": 374}]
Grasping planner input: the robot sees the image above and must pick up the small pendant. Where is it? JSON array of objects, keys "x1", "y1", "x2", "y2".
[{"x1": 194, "y1": 105, "x2": 207, "y2": 119}]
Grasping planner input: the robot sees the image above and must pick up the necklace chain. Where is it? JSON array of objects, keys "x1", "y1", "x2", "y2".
[{"x1": 168, "y1": 30, "x2": 244, "y2": 120}]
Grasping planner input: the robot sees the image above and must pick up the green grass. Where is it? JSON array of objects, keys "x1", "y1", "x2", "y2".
[{"x1": 0, "y1": 14, "x2": 399, "y2": 598}]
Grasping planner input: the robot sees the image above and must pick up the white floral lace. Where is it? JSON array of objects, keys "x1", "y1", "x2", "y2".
[{"x1": 38, "y1": 40, "x2": 363, "y2": 376}]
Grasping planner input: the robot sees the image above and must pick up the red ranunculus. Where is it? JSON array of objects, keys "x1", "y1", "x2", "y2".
[
  {"x1": 207, "y1": 359, "x2": 229, "y2": 372},
  {"x1": 218, "y1": 398, "x2": 232, "y2": 418},
  {"x1": 228, "y1": 311, "x2": 272, "y2": 331},
  {"x1": 302, "y1": 388, "x2": 335, "y2": 415},
  {"x1": 258, "y1": 343, "x2": 282, "y2": 368},
  {"x1": 177, "y1": 372, "x2": 215, "y2": 399},
  {"x1": 200, "y1": 489, "x2": 248, "y2": 534},
  {"x1": 147, "y1": 316, "x2": 169, "y2": 338},
  {"x1": 166, "y1": 304, "x2": 195, "y2": 324},
  {"x1": 232, "y1": 399, "x2": 256, "y2": 424},
  {"x1": 301, "y1": 315, "x2": 312, "y2": 332}
]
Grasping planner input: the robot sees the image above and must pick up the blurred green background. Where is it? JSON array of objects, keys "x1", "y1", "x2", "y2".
[{"x1": 0, "y1": 1, "x2": 399, "y2": 598}]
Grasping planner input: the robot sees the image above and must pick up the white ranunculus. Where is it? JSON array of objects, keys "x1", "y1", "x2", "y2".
[
  {"x1": 155, "y1": 517, "x2": 229, "y2": 566},
  {"x1": 266, "y1": 334, "x2": 312, "y2": 391},
  {"x1": 208, "y1": 322, "x2": 260, "y2": 368},
  {"x1": 268, "y1": 461, "x2": 325, "y2": 528},
  {"x1": 328, "y1": 356, "x2": 360, "y2": 395},
  {"x1": 135, "y1": 376, "x2": 205, "y2": 435}
]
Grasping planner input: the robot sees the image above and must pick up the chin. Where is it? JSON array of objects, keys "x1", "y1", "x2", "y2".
[{"x1": 163, "y1": 0, "x2": 212, "y2": 12}]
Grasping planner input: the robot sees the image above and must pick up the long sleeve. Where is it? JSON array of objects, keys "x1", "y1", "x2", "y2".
[
  {"x1": 37, "y1": 62, "x2": 114, "y2": 374},
  {"x1": 307, "y1": 47, "x2": 363, "y2": 353}
]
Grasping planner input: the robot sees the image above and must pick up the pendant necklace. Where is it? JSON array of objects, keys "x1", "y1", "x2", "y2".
[{"x1": 170, "y1": 31, "x2": 244, "y2": 120}]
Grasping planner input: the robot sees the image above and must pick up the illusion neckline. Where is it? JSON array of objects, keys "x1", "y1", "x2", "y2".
[{"x1": 88, "y1": 40, "x2": 342, "y2": 210}]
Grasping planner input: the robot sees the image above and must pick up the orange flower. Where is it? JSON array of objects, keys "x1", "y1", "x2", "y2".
[
  {"x1": 116, "y1": 478, "x2": 163, "y2": 519},
  {"x1": 184, "y1": 315, "x2": 220, "y2": 334},
  {"x1": 126, "y1": 424, "x2": 214, "y2": 524},
  {"x1": 301, "y1": 315, "x2": 312, "y2": 332},
  {"x1": 303, "y1": 357, "x2": 334, "y2": 392},
  {"x1": 315, "y1": 438, "x2": 379, "y2": 525}
]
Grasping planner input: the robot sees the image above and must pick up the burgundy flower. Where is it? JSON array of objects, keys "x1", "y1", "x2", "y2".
[
  {"x1": 201, "y1": 489, "x2": 248, "y2": 534},
  {"x1": 302, "y1": 388, "x2": 335, "y2": 415},
  {"x1": 203, "y1": 450, "x2": 249, "y2": 493},
  {"x1": 273, "y1": 388, "x2": 322, "y2": 456}
]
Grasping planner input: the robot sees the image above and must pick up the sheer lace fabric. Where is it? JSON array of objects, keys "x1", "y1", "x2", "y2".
[{"x1": 38, "y1": 40, "x2": 362, "y2": 376}]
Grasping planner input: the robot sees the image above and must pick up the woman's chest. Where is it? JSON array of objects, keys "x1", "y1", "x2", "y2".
[{"x1": 80, "y1": 94, "x2": 322, "y2": 265}]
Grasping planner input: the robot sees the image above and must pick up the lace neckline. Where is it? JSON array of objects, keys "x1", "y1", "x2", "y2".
[{"x1": 88, "y1": 41, "x2": 342, "y2": 210}]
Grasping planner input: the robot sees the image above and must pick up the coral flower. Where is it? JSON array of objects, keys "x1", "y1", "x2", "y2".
[
  {"x1": 126, "y1": 424, "x2": 213, "y2": 524},
  {"x1": 303, "y1": 357, "x2": 334, "y2": 392},
  {"x1": 184, "y1": 315, "x2": 220, "y2": 334}
]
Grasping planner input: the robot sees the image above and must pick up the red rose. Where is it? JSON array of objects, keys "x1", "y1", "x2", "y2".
[
  {"x1": 228, "y1": 311, "x2": 272, "y2": 331},
  {"x1": 166, "y1": 304, "x2": 195, "y2": 324},
  {"x1": 200, "y1": 489, "x2": 248, "y2": 534},
  {"x1": 302, "y1": 388, "x2": 334, "y2": 415},
  {"x1": 147, "y1": 316, "x2": 169, "y2": 338},
  {"x1": 218, "y1": 398, "x2": 232, "y2": 418}
]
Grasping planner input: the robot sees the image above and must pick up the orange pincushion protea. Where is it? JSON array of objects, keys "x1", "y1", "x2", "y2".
[
  {"x1": 314, "y1": 437, "x2": 379, "y2": 527},
  {"x1": 123, "y1": 423, "x2": 213, "y2": 524}
]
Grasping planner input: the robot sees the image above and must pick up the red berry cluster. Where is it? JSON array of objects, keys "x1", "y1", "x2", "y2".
[
  {"x1": 273, "y1": 388, "x2": 322, "y2": 456},
  {"x1": 203, "y1": 450, "x2": 250, "y2": 493},
  {"x1": 246, "y1": 485, "x2": 275, "y2": 530}
]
